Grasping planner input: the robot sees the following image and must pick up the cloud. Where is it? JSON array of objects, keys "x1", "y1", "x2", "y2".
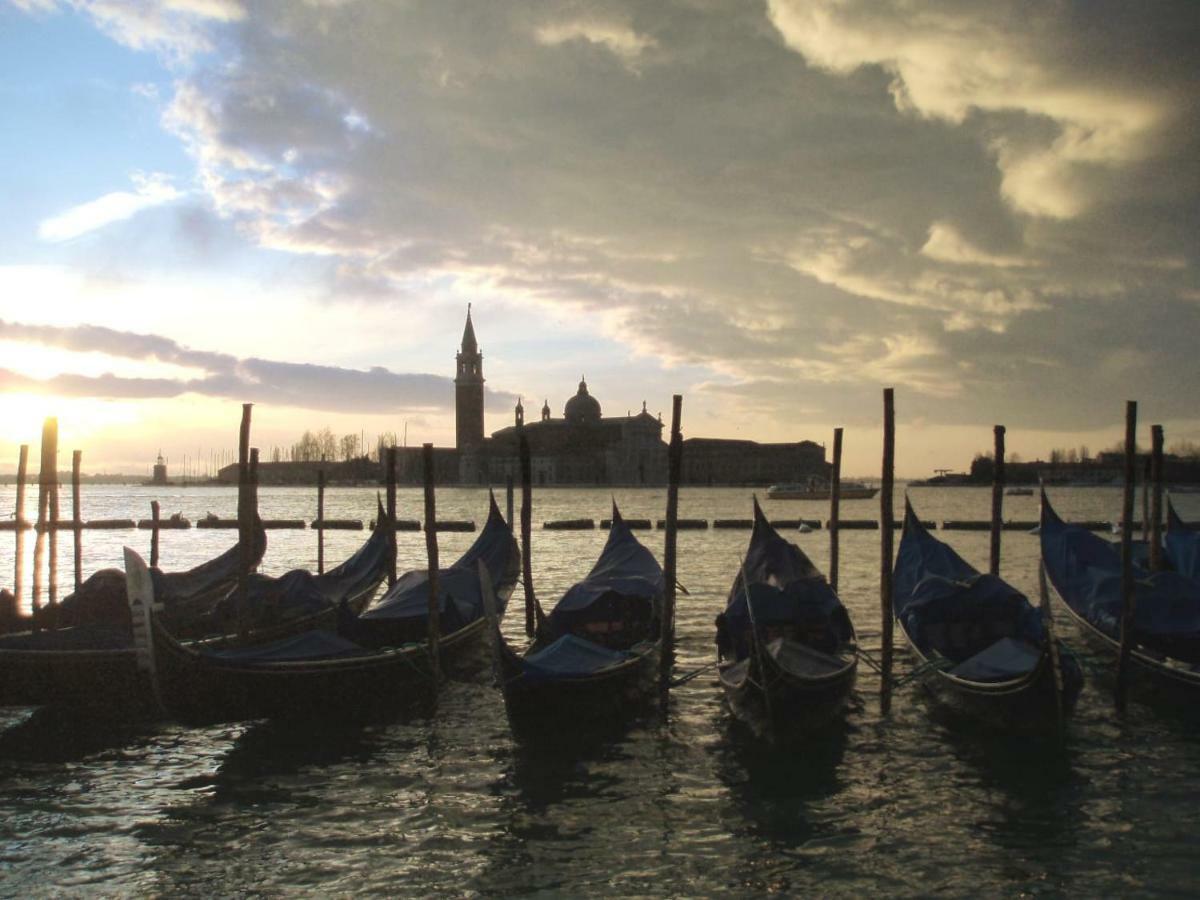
[
  {"x1": 14, "y1": 1, "x2": 1200, "y2": 435},
  {"x1": 765, "y1": 0, "x2": 1187, "y2": 220},
  {"x1": 38, "y1": 173, "x2": 183, "y2": 242},
  {"x1": 535, "y1": 19, "x2": 657, "y2": 64},
  {"x1": 0, "y1": 319, "x2": 517, "y2": 414}
]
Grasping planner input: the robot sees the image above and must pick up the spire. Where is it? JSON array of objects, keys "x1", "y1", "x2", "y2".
[
  {"x1": 541, "y1": 397, "x2": 551, "y2": 421},
  {"x1": 460, "y1": 303, "x2": 479, "y2": 355}
]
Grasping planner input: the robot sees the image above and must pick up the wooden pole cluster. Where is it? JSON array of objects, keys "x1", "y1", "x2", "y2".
[
  {"x1": 14, "y1": 444, "x2": 28, "y2": 611},
  {"x1": 1116, "y1": 400, "x2": 1137, "y2": 711},
  {"x1": 829, "y1": 427, "x2": 843, "y2": 593},
  {"x1": 880, "y1": 388, "x2": 895, "y2": 712},
  {"x1": 422, "y1": 443, "x2": 441, "y2": 683},
  {"x1": 989, "y1": 425, "x2": 1006, "y2": 577},
  {"x1": 316, "y1": 467, "x2": 326, "y2": 575},
  {"x1": 150, "y1": 500, "x2": 161, "y2": 569},
  {"x1": 519, "y1": 431, "x2": 536, "y2": 638},
  {"x1": 71, "y1": 450, "x2": 82, "y2": 592},
  {"x1": 1150, "y1": 424, "x2": 1164, "y2": 571},
  {"x1": 661, "y1": 395, "x2": 683, "y2": 683},
  {"x1": 386, "y1": 447, "x2": 398, "y2": 587}
]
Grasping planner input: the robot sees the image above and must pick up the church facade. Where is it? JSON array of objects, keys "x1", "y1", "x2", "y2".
[{"x1": 398, "y1": 310, "x2": 830, "y2": 487}]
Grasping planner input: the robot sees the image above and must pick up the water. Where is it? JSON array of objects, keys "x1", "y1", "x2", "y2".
[{"x1": 2, "y1": 485, "x2": 1200, "y2": 895}]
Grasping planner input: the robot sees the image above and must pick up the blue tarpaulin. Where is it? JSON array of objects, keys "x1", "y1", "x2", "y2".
[
  {"x1": 895, "y1": 501, "x2": 1044, "y2": 672},
  {"x1": 545, "y1": 506, "x2": 663, "y2": 636},
  {"x1": 1041, "y1": 497, "x2": 1200, "y2": 661},
  {"x1": 1167, "y1": 502, "x2": 1200, "y2": 580},
  {"x1": 207, "y1": 629, "x2": 369, "y2": 664},
  {"x1": 518, "y1": 634, "x2": 632, "y2": 680},
  {"x1": 357, "y1": 492, "x2": 519, "y2": 636},
  {"x1": 717, "y1": 499, "x2": 853, "y2": 660}
]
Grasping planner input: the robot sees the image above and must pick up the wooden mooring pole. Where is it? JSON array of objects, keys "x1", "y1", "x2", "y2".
[
  {"x1": 829, "y1": 427, "x2": 843, "y2": 594},
  {"x1": 236, "y1": 403, "x2": 253, "y2": 608},
  {"x1": 506, "y1": 474, "x2": 514, "y2": 529},
  {"x1": 880, "y1": 389, "x2": 895, "y2": 712},
  {"x1": 1141, "y1": 457, "x2": 1151, "y2": 542},
  {"x1": 387, "y1": 447, "x2": 398, "y2": 587},
  {"x1": 14, "y1": 444, "x2": 28, "y2": 612},
  {"x1": 150, "y1": 500, "x2": 161, "y2": 569},
  {"x1": 520, "y1": 431, "x2": 537, "y2": 638},
  {"x1": 32, "y1": 418, "x2": 55, "y2": 627},
  {"x1": 989, "y1": 425, "x2": 1006, "y2": 577},
  {"x1": 47, "y1": 418, "x2": 60, "y2": 614},
  {"x1": 422, "y1": 443, "x2": 441, "y2": 683},
  {"x1": 71, "y1": 450, "x2": 82, "y2": 591},
  {"x1": 1116, "y1": 400, "x2": 1137, "y2": 711},
  {"x1": 317, "y1": 467, "x2": 326, "y2": 575},
  {"x1": 1150, "y1": 425, "x2": 1164, "y2": 571},
  {"x1": 661, "y1": 395, "x2": 683, "y2": 684}
]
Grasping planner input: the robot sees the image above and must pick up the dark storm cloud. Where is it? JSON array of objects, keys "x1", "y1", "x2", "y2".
[{"x1": 0, "y1": 320, "x2": 516, "y2": 413}]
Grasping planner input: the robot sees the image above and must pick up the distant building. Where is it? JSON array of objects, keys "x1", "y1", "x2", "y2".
[
  {"x1": 152, "y1": 451, "x2": 168, "y2": 485},
  {"x1": 225, "y1": 310, "x2": 831, "y2": 486}
]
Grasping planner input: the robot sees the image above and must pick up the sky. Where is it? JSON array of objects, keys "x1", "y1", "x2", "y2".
[{"x1": 0, "y1": 0, "x2": 1197, "y2": 477}]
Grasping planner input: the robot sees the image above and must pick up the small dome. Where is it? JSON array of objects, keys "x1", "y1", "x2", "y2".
[{"x1": 564, "y1": 378, "x2": 602, "y2": 424}]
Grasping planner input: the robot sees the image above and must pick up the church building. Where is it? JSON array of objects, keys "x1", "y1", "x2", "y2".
[{"x1": 409, "y1": 309, "x2": 829, "y2": 487}]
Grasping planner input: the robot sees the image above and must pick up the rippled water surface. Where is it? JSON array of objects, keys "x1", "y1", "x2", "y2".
[{"x1": 2, "y1": 484, "x2": 1200, "y2": 895}]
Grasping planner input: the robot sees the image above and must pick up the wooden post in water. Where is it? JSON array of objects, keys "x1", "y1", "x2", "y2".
[
  {"x1": 829, "y1": 427, "x2": 843, "y2": 594},
  {"x1": 32, "y1": 418, "x2": 55, "y2": 626},
  {"x1": 506, "y1": 474, "x2": 514, "y2": 528},
  {"x1": 989, "y1": 425, "x2": 1006, "y2": 577},
  {"x1": 14, "y1": 444, "x2": 28, "y2": 612},
  {"x1": 71, "y1": 450, "x2": 82, "y2": 591},
  {"x1": 1150, "y1": 425, "x2": 1164, "y2": 571},
  {"x1": 519, "y1": 430, "x2": 536, "y2": 638},
  {"x1": 880, "y1": 389, "x2": 895, "y2": 712},
  {"x1": 661, "y1": 395, "x2": 683, "y2": 684},
  {"x1": 236, "y1": 403, "x2": 253, "y2": 606},
  {"x1": 386, "y1": 447, "x2": 398, "y2": 587},
  {"x1": 46, "y1": 418, "x2": 60, "y2": 613},
  {"x1": 1116, "y1": 400, "x2": 1137, "y2": 711},
  {"x1": 1141, "y1": 457, "x2": 1151, "y2": 542},
  {"x1": 422, "y1": 443, "x2": 441, "y2": 683},
  {"x1": 316, "y1": 467, "x2": 326, "y2": 575},
  {"x1": 150, "y1": 500, "x2": 161, "y2": 569}
]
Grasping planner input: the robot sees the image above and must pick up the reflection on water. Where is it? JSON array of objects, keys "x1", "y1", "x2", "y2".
[{"x1": 1, "y1": 486, "x2": 1200, "y2": 894}]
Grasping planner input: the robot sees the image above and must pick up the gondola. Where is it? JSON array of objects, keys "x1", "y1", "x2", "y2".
[
  {"x1": 895, "y1": 498, "x2": 1082, "y2": 731},
  {"x1": 1166, "y1": 499, "x2": 1199, "y2": 579},
  {"x1": 1, "y1": 517, "x2": 268, "y2": 635},
  {"x1": 339, "y1": 490, "x2": 521, "y2": 677},
  {"x1": 1041, "y1": 492, "x2": 1200, "y2": 697},
  {"x1": 200, "y1": 498, "x2": 394, "y2": 638},
  {"x1": 0, "y1": 510, "x2": 388, "y2": 715},
  {"x1": 0, "y1": 521, "x2": 266, "y2": 713},
  {"x1": 145, "y1": 494, "x2": 519, "y2": 723},
  {"x1": 481, "y1": 504, "x2": 664, "y2": 725},
  {"x1": 715, "y1": 498, "x2": 856, "y2": 738}
]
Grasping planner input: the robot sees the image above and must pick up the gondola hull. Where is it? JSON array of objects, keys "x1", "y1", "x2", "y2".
[
  {"x1": 151, "y1": 617, "x2": 437, "y2": 724},
  {"x1": 899, "y1": 632, "x2": 1080, "y2": 732},
  {"x1": 1046, "y1": 578, "x2": 1200, "y2": 701},
  {"x1": 719, "y1": 642, "x2": 856, "y2": 739},
  {"x1": 0, "y1": 645, "x2": 148, "y2": 715},
  {"x1": 498, "y1": 642, "x2": 661, "y2": 726}
]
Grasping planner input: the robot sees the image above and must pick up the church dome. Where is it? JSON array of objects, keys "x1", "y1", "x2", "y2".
[{"x1": 564, "y1": 378, "x2": 602, "y2": 425}]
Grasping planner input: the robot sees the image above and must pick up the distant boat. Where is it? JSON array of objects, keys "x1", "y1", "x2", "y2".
[
  {"x1": 1005, "y1": 487, "x2": 1034, "y2": 496},
  {"x1": 766, "y1": 481, "x2": 878, "y2": 501}
]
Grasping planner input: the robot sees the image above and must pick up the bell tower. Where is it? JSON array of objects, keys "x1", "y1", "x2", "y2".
[{"x1": 455, "y1": 304, "x2": 485, "y2": 449}]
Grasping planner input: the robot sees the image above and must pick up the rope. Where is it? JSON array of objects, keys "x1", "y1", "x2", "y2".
[
  {"x1": 855, "y1": 646, "x2": 884, "y2": 674},
  {"x1": 670, "y1": 660, "x2": 720, "y2": 686}
]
